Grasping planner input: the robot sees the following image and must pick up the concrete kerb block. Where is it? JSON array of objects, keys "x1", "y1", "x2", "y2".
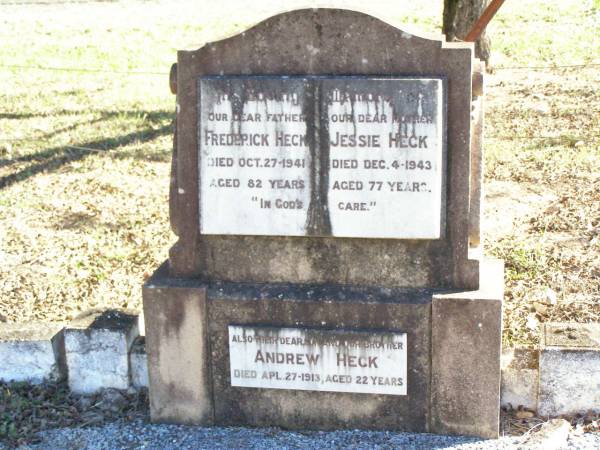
[
  {"x1": 130, "y1": 336, "x2": 148, "y2": 389},
  {"x1": 539, "y1": 322, "x2": 600, "y2": 416},
  {"x1": 500, "y1": 347, "x2": 539, "y2": 411},
  {"x1": 64, "y1": 309, "x2": 139, "y2": 394},
  {"x1": 0, "y1": 322, "x2": 66, "y2": 384}
]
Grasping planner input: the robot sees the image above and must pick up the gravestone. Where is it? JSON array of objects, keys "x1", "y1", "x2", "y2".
[{"x1": 143, "y1": 9, "x2": 503, "y2": 438}]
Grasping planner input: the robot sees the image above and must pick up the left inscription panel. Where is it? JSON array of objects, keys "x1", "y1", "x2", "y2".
[{"x1": 199, "y1": 77, "x2": 312, "y2": 235}]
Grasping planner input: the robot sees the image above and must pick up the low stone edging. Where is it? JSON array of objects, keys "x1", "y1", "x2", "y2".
[
  {"x1": 1, "y1": 310, "x2": 598, "y2": 418},
  {"x1": 501, "y1": 322, "x2": 600, "y2": 416},
  {"x1": 0, "y1": 310, "x2": 148, "y2": 394}
]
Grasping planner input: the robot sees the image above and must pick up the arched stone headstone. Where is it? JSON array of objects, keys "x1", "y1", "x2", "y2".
[
  {"x1": 144, "y1": 8, "x2": 503, "y2": 439},
  {"x1": 169, "y1": 8, "x2": 480, "y2": 290}
]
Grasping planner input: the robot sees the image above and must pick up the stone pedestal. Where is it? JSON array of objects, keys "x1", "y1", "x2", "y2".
[{"x1": 143, "y1": 259, "x2": 503, "y2": 437}]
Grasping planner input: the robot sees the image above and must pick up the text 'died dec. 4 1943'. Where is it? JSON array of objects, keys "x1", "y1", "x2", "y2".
[
  {"x1": 228, "y1": 325, "x2": 407, "y2": 395},
  {"x1": 199, "y1": 76, "x2": 445, "y2": 239}
]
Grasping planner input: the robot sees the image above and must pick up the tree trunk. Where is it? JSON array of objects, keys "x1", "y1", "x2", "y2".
[{"x1": 443, "y1": 0, "x2": 491, "y2": 64}]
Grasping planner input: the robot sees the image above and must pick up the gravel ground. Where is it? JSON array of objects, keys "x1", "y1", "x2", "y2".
[{"x1": 4, "y1": 420, "x2": 598, "y2": 450}]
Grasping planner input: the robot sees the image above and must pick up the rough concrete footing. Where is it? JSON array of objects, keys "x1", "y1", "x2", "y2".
[
  {"x1": 500, "y1": 347, "x2": 539, "y2": 410},
  {"x1": 0, "y1": 322, "x2": 66, "y2": 384},
  {"x1": 63, "y1": 309, "x2": 139, "y2": 394},
  {"x1": 130, "y1": 336, "x2": 149, "y2": 389}
]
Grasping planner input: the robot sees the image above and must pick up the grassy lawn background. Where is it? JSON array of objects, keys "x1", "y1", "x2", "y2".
[{"x1": 0, "y1": 0, "x2": 598, "y2": 346}]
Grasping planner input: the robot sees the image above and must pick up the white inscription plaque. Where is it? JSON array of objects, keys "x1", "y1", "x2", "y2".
[
  {"x1": 324, "y1": 78, "x2": 444, "y2": 238},
  {"x1": 199, "y1": 78, "x2": 312, "y2": 235},
  {"x1": 228, "y1": 325, "x2": 407, "y2": 395},
  {"x1": 199, "y1": 76, "x2": 444, "y2": 239}
]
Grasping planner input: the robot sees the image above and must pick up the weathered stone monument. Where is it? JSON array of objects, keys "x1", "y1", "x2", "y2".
[{"x1": 143, "y1": 9, "x2": 503, "y2": 438}]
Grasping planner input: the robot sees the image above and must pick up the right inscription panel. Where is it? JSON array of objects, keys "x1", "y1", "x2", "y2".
[{"x1": 323, "y1": 78, "x2": 444, "y2": 239}]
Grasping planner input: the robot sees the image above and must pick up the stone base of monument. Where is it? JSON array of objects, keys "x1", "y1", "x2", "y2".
[{"x1": 143, "y1": 259, "x2": 503, "y2": 438}]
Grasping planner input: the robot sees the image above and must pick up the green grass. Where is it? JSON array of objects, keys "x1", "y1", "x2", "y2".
[{"x1": 0, "y1": 0, "x2": 598, "y2": 345}]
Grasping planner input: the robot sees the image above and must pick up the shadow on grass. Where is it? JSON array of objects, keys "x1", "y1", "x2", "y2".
[
  {"x1": 8, "y1": 116, "x2": 110, "y2": 146},
  {"x1": 0, "y1": 112, "x2": 40, "y2": 119},
  {"x1": 0, "y1": 109, "x2": 174, "y2": 189},
  {"x1": 1, "y1": 109, "x2": 173, "y2": 121}
]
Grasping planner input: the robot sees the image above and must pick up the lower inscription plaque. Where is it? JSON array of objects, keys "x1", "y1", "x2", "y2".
[{"x1": 228, "y1": 325, "x2": 407, "y2": 395}]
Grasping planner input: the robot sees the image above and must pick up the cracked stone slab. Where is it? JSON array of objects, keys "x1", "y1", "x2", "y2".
[
  {"x1": 64, "y1": 309, "x2": 139, "y2": 394},
  {"x1": 0, "y1": 322, "x2": 65, "y2": 384}
]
